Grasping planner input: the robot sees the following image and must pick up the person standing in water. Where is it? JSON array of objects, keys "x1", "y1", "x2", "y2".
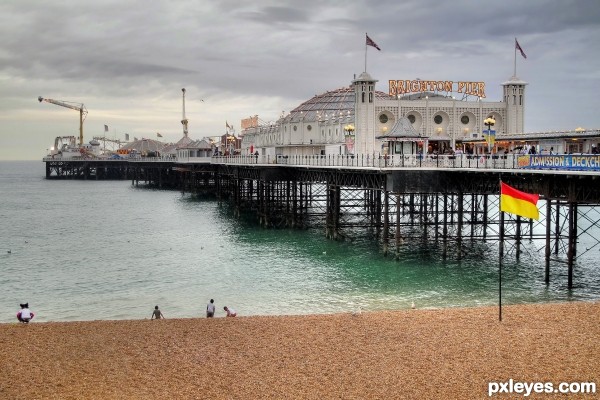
[
  {"x1": 151, "y1": 305, "x2": 165, "y2": 319},
  {"x1": 206, "y1": 299, "x2": 215, "y2": 318}
]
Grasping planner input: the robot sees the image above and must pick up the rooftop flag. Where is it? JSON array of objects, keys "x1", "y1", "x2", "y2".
[
  {"x1": 515, "y1": 38, "x2": 527, "y2": 59},
  {"x1": 157, "y1": 132, "x2": 163, "y2": 138},
  {"x1": 104, "y1": 124, "x2": 108, "y2": 132},
  {"x1": 366, "y1": 34, "x2": 381, "y2": 51},
  {"x1": 500, "y1": 182, "x2": 539, "y2": 220}
]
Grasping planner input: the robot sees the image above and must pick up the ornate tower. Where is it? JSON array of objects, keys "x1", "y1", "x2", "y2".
[
  {"x1": 502, "y1": 76, "x2": 527, "y2": 134},
  {"x1": 352, "y1": 72, "x2": 378, "y2": 154}
]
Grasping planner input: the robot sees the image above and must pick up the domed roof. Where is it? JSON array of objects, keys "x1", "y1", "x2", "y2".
[{"x1": 282, "y1": 87, "x2": 392, "y2": 123}]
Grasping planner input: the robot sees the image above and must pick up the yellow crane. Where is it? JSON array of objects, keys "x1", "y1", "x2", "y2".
[{"x1": 38, "y1": 96, "x2": 88, "y2": 146}]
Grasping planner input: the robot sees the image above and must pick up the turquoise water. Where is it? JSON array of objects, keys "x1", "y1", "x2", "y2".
[{"x1": 0, "y1": 161, "x2": 598, "y2": 322}]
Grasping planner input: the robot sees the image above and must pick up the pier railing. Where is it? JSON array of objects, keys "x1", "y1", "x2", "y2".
[
  {"x1": 210, "y1": 154, "x2": 522, "y2": 169},
  {"x1": 212, "y1": 153, "x2": 600, "y2": 172},
  {"x1": 43, "y1": 153, "x2": 600, "y2": 172}
]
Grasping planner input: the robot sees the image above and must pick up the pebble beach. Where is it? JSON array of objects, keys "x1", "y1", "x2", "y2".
[{"x1": 1, "y1": 301, "x2": 598, "y2": 399}]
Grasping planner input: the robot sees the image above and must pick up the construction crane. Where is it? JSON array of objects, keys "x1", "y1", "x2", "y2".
[
  {"x1": 181, "y1": 88, "x2": 188, "y2": 137},
  {"x1": 38, "y1": 96, "x2": 88, "y2": 146}
]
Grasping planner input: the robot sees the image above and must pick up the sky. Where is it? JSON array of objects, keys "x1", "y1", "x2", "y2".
[{"x1": 1, "y1": 0, "x2": 599, "y2": 160}]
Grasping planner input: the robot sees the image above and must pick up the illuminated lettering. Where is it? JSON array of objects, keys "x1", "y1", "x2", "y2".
[
  {"x1": 411, "y1": 80, "x2": 420, "y2": 92},
  {"x1": 389, "y1": 80, "x2": 397, "y2": 96},
  {"x1": 478, "y1": 82, "x2": 486, "y2": 98},
  {"x1": 388, "y1": 79, "x2": 486, "y2": 98}
]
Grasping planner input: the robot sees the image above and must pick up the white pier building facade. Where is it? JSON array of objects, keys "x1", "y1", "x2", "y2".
[{"x1": 240, "y1": 71, "x2": 530, "y2": 157}]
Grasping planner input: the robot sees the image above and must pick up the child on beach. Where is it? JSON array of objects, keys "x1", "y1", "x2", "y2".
[
  {"x1": 17, "y1": 303, "x2": 34, "y2": 323},
  {"x1": 207, "y1": 299, "x2": 215, "y2": 318},
  {"x1": 151, "y1": 305, "x2": 165, "y2": 319},
  {"x1": 224, "y1": 306, "x2": 237, "y2": 317}
]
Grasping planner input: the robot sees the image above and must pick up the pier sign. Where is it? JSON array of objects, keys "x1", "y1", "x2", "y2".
[
  {"x1": 519, "y1": 155, "x2": 600, "y2": 171},
  {"x1": 389, "y1": 79, "x2": 486, "y2": 98}
]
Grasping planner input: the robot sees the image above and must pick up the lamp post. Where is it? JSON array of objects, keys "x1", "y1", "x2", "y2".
[
  {"x1": 226, "y1": 135, "x2": 236, "y2": 155},
  {"x1": 344, "y1": 124, "x2": 355, "y2": 155},
  {"x1": 344, "y1": 124, "x2": 355, "y2": 136},
  {"x1": 484, "y1": 116, "x2": 496, "y2": 153}
]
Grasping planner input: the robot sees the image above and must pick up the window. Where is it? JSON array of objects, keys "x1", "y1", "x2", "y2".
[
  {"x1": 379, "y1": 114, "x2": 388, "y2": 123},
  {"x1": 434, "y1": 115, "x2": 443, "y2": 124},
  {"x1": 307, "y1": 125, "x2": 312, "y2": 131},
  {"x1": 408, "y1": 115, "x2": 416, "y2": 124},
  {"x1": 461, "y1": 115, "x2": 469, "y2": 124},
  {"x1": 293, "y1": 125, "x2": 297, "y2": 131}
]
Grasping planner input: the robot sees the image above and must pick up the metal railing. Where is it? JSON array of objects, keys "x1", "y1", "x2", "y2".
[
  {"x1": 43, "y1": 153, "x2": 600, "y2": 173},
  {"x1": 210, "y1": 154, "x2": 522, "y2": 170}
]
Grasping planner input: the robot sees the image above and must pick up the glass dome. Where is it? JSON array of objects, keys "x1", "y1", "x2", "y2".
[{"x1": 282, "y1": 87, "x2": 392, "y2": 123}]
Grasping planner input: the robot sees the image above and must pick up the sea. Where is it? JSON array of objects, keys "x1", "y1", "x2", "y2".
[{"x1": 1, "y1": 160, "x2": 599, "y2": 323}]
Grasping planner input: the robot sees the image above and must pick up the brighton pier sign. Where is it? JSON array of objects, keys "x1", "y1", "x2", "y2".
[{"x1": 389, "y1": 79, "x2": 486, "y2": 98}]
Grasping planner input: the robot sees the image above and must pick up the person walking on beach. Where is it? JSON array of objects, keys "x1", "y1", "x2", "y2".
[
  {"x1": 224, "y1": 306, "x2": 237, "y2": 317},
  {"x1": 206, "y1": 299, "x2": 215, "y2": 318},
  {"x1": 151, "y1": 305, "x2": 165, "y2": 319},
  {"x1": 17, "y1": 303, "x2": 34, "y2": 323}
]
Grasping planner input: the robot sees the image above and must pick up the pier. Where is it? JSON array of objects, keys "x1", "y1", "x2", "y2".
[{"x1": 43, "y1": 153, "x2": 600, "y2": 289}]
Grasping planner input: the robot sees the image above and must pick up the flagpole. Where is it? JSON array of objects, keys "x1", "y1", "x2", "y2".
[
  {"x1": 499, "y1": 179, "x2": 505, "y2": 322},
  {"x1": 513, "y1": 38, "x2": 517, "y2": 77},
  {"x1": 499, "y1": 210, "x2": 504, "y2": 322},
  {"x1": 364, "y1": 32, "x2": 368, "y2": 72}
]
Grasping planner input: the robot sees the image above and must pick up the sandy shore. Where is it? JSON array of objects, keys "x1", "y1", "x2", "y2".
[{"x1": 1, "y1": 302, "x2": 598, "y2": 399}]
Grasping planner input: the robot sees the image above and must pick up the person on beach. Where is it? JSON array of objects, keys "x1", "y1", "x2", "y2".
[
  {"x1": 17, "y1": 303, "x2": 34, "y2": 323},
  {"x1": 151, "y1": 305, "x2": 165, "y2": 319},
  {"x1": 206, "y1": 299, "x2": 215, "y2": 318},
  {"x1": 224, "y1": 306, "x2": 237, "y2": 317}
]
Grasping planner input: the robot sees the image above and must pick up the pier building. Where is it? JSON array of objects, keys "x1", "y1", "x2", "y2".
[{"x1": 240, "y1": 71, "x2": 527, "y2": 158}]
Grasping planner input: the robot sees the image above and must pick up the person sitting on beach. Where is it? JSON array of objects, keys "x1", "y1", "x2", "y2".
[
  {"x1": 224, "y1": 306, "x2": 237, "y2": 317},
  {"x1": 17, "y1": 303, "x2": 34, "y2": 323},
  {"x1": 151, "y1": 305, "x2": 165, "y2": 319},
  {"x1": 206, "y1": 299, "x2": 215, "y2": 318}
]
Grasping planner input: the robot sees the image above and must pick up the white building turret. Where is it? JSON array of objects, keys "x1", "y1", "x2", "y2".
[
  {"x1": 353, "y1": 72, "x2": 378, "y2": 154},
  {"x1": 502, "y1": 76, "x2": 527, "y2": 134}
]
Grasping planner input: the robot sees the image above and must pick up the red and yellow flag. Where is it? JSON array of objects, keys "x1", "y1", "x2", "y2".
[{"x1": 500, "y1": 182, "x2": 539, "y2": 220}]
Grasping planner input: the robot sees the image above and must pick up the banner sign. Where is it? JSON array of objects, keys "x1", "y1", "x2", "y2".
[
  {"x1": 389, "y1": 79, "x2": 486, "y2": 98},
  {"x1": 484, "y1": 129, "x2": 496, "y2": 147},
  {"x1": 241, "y1": 116, "x2": 259, "y2": 129},
  {"x1": 518, "y1": 155, "x2": 600, "y2": 171}
]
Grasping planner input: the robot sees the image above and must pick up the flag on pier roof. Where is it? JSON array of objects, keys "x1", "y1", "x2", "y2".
[
  {"x1": 157, "y1": 132, "x2": 163, "y2": 138},
  {"x1": 125, "y1": 133, "x2": 129, "y2": 141},
  {"x1": 104, "y1": 124, "x2": 108, "y2": 132},
  {"x1": 366, "y1": 34, "x2": 381, "y2": 51},
  {"x1": 500, "y1": 182, "x2": 539, "y2": 220},
  {"x1": 515, "y1": 38, "x2": 527, "y2": 59},
  {"x1": 226, "y1": 121, "x2": 231, "y2": 129}
]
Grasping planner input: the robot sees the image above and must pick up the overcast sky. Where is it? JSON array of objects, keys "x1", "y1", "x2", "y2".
[{"x1": 1, "y1": 0, "x2": 599, "y2": 160}]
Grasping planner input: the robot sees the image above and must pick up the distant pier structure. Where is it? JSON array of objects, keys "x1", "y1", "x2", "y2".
[{"x1": 44, "y1": 154, "x2": 600, "y2": 289}]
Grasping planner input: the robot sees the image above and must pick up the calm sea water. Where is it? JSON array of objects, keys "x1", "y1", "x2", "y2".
[{"x1": 0, "y1": 161, "x2": 598, "y2": 323}]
